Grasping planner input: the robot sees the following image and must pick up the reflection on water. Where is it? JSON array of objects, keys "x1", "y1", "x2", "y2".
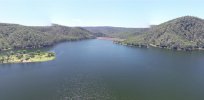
[{"x1": 56, "y1": 73, "x2": 115, "y2": 100}]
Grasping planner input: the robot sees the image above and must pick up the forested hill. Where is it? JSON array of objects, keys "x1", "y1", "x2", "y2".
[
  {"x1": 122, "y1": 16, "x2": 204, "y2": 51},
  {"x1": 0, "y1": 23, "x2": 94, "y2": 51},
  {"x1": 1, "y1": 16, "x2": 204, "y2": 51},
  {"x1": 31, "y1": 24, "x2": 94, "y2": 42},
  {"x1": 83, "y1": 27, "x2": 149, "y2": 39},
  {"x1": 0, "y1": 23, "x2": 149, "y2": 51}
]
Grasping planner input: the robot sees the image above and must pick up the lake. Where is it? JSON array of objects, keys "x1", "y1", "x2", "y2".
[{"x1": 1, "y1": 39, "x2": 204, "y2": 100}]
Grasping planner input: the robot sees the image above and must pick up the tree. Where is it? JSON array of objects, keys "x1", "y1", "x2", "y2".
[
  {"x1": 16, "y1": 54, "x2": 23, "y2": 59},
  {"x1": 22, "y1": 50, "x2": 27, "y2": 54},
  {"x1": 29, "y1": 52, "x2": 35, "y2": 58},
  {"x1": 47, "y1": 52, "x2": 55, "y2": 57},
  {"x1": 36, "y1": 50, "x2": 41, "y2": 55},
  {"x1": 10, "y1": 51, "x2": 14, "y2": 55},
  {"x1": 6, "y1": 56, "x2": 9, "y2": 62},
  {"x1": 0, "y1": 57, "x2": 4, "y2": 63},
  {"x1": 5, "y1": 52, "x2": 11, "y2": 61},
  {"x1": 25, "y1": 57, "x2": 30, "y2": 61}
]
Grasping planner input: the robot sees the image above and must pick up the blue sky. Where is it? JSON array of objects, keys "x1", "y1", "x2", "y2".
[{"x1": 0, "y1": 0, "x2": 203, "y2": 27}]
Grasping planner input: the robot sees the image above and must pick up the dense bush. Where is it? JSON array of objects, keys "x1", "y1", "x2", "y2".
[
  {"x1": 0, "y1": 24, "x2": 94, "y2": 50},
  {"x1": 124, "y1": 16, "x2": 204, "y2": 50}
]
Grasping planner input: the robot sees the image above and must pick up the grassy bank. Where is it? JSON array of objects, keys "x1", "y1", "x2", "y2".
[{"x1": 0, "y1": 50, "x2": 55, "y2": 64}]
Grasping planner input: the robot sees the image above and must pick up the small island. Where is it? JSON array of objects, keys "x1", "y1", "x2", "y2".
[{"x1": 0, "y1": 50, "x2": 55, "y2": 64}]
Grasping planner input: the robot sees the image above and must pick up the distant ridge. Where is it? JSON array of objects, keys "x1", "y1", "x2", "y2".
[{"x1": 83, "y1": 26, "x2": 149, "y2": 38}]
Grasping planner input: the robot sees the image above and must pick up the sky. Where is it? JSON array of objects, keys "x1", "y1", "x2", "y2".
[{"x1": 0, "y1": 0, "x2": 203, "y2": 27}]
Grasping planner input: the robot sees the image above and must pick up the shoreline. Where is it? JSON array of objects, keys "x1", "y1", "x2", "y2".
[
  {"x1": 0, "y1": 57, "x2": 55, "y2": 64},
  {"x1": 115, "y1": 41, "x2": 204, "y2": 51},
  {"x1": 96, "y1": 37, "x2": 125, "y2": 41}
]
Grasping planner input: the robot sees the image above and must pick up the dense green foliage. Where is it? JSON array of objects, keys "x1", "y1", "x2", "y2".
[
  {"x1": 122, "y1": 16, "x2": 204, "y2": 51},
  {"x1": 32, "y1": 24, "x2": 95, "y2": 42},
  {"x1": 83, "y1": 26, "x2": 149, "y2": 39},
  {"x1": 1, "y1": 16, "x2": 204, "y2": 51},
  {"x1": 0, "y1": 23, "x2": 94, "y2": 51}
]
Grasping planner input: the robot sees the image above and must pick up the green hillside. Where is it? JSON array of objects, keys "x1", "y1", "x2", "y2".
[
  {"x1": 121, "y1": 16, "x2": 204, "y2": 51},
  {"x1": 0, "y1": 23, "x2": 94, "y2": 51}
]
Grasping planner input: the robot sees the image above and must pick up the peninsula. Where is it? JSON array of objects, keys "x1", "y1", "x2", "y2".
[{"x1": 0, "y1": 50, "x2": 55, "y2": 64}]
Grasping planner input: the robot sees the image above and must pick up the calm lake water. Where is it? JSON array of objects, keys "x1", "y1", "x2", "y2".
[{"x1": 1, "y1": 39, "x2": 204, "y2": 100}]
